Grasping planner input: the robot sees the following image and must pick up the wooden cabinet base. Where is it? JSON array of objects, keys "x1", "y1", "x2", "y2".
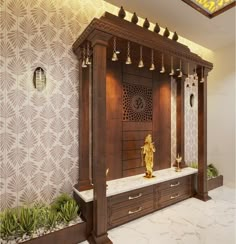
[
  {"x1": 23, "y1": 222, "x2": 87, "y2": 244},
  {"x1": 208, "y1": 175, "x2": 223, "y2": 191}
]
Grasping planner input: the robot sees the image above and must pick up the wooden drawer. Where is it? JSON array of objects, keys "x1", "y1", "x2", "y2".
[
  {"x1": 108, "y1": 186, "x2": 154, "y2": 228},
  {"x1": 108, "y1": 195, "x2": 154, "y2": 228},
  {"x1": 109, "y1": 185, "x2": 153, "y2": 206},
  {"x1": 156, "y1": 176, "x2": 190, "y2": 191},
  {"x1": 154, "y1": 175, "x2": 193, "y2": 209}
]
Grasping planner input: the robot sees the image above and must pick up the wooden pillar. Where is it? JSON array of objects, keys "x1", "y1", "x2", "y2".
[
  {"x1": 196, "y1": 69, "x2": 211, "y2": 201},
  {"x1": 176, "y1": 77, "x2": 185, "y2": 161},
  {"x1": 76, "y1": 56, "x2": 92, "y2": 191},
  {"x1": 88, "y1": 30, "x2": 112, "y2": 244},
  {"x1": 158, "y1": 73, "x2": 171, "y2": 169}
]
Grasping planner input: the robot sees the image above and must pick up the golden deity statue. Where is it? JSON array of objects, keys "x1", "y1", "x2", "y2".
[{"x1": 141, "y1": 134, "x2": 156, "y2": 178}]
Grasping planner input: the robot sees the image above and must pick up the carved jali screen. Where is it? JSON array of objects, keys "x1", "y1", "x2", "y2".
[{"x1": 123, "y1": 83, "x2": 153, "y2": 121}]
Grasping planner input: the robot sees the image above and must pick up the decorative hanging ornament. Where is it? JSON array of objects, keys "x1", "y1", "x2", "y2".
[
  {"x1": 112, "y1": 37, "x2": 118, "y2": 61},
  {"x1": 200, "y1": 66, "x2": 205, "y2": 83},
  {"x1": 125, "y1": 41, "x2": 132, "y2": 64},
  {"x1": 149, "y1": 49, "x2": 155, "y2": 71},
  {"x1": 185, "y1": 63, "x2": 190, "y2": 82},
  {"x1": 138, "y1": 46, "x2": 144, "y2": 68},
  {"x1": 85, "y1": 42, "x2": 91, "y2": 65},
  {"x1": 160, "y1": 53, "x2": 165, "y2": 73},
  {"x1": 169, "y1": 56, "x2": 174, "y2": 76},
  {"x1": 178, "y1": 59, "x2": 182, "y2": 77},
  {"x1": 82, "y1": 46, "x2": 87, "y2": 68}
]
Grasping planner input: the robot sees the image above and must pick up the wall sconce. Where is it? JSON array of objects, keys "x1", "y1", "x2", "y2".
[{"x1": 33, "y1": 67, "x2": 46, "y2": 91}]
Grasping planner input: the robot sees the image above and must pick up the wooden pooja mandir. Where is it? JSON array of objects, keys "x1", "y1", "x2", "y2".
[{"x1": 72, "y1": 11, "x2": 213, "y2": 244}]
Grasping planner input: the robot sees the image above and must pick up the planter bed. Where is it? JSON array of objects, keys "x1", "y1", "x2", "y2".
[
  {"x1": 208, "y1": 175, "x2": 223, "y2": 191},
  {"x1": 22, "y1": 222, "x2": 87, "y2": 244}
]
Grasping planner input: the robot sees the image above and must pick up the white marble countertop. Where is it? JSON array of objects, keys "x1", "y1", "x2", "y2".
[{"x1": 73, "y1": 167, "x2": 198, "y2": 202}]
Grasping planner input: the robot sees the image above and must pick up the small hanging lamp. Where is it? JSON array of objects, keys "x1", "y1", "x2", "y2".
[{"x1": 138, "y1": 46, "x2": 144, "y2": 68}]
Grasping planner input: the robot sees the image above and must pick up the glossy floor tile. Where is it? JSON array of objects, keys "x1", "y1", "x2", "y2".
[{"x1": 80, "y1": 186, "x2": 236, "y2": 244}]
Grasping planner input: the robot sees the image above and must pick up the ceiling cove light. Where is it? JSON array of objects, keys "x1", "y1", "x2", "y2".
[{"x1": 181, "y1": 0, "x2": 235, "y2": 18}]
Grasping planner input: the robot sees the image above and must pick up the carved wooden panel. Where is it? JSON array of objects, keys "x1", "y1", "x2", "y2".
[{"x1": 123, "y1": 83, "x2": 153, "y2": 122}]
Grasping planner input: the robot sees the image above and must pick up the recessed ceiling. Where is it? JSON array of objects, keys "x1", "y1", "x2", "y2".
[
  {"x1": 104, "y1": 0, "x2": 236, "y2": 50},
  {"x1": 182, "y1": 0, "x2": 235, "y2": 18}
]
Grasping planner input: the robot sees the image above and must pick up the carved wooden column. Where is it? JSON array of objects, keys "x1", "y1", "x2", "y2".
[
  {"x1": 196, "y1": 69, "x2": 211, "y2": 201},
  {"x1": 88, "y1": 30, "x2": 112, "y2": 244},
  {"x1": 176, "y1": 77, "x2": 185, "y2": 162}
]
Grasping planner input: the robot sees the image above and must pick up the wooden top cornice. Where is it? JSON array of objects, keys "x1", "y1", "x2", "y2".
[{"x1": 73, "y1": 12, "x2": 213, "y2": 70}]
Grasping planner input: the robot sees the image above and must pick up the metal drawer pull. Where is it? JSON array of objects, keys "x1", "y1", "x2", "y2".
[
  {"x1": 170, "y1": 182, "x2": 180, "y2": 187},
  {"x1": 170, "y1": 194, "x2": 180, "y2": 199},
  {"x1": 128, "y1": 193, "x2": 142, "y2": 200},
  {"x1": 128, "y1": 207, "x2": 143, "y2": 214}
]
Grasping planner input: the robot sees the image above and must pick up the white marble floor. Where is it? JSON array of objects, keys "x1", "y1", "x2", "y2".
[{"x1": 80, "y1": 186, "x2": 236, "y2": 244}]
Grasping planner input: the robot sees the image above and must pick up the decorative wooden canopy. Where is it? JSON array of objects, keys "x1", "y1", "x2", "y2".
[{"x1": 73, "y1": 12, "x2": 213, "y2": 70}]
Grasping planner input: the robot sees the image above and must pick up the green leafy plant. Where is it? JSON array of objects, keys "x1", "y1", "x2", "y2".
[
  {"x1": 51, "y1": 193, "x2": 73, "y2": 213},
  {"x1": 0, "y1": 193, "x2": 80, "y2": 241},
  {"x1": 45, "y1": 209, "x2": 59, "y2": 230},
  {"x1": 0, "y1": 209, "x2": 18, "y2": 240},
  {"x1": 34, "y1": 204, "x2": 48, "y2": 229},
  {"x1": 207, "y1": 164, "x2": 219, "y2": 179},
  {"x1": 17, "y1": 206, "x2": 38, "y2": 236},
  {"x1": 59, "y1": 200, "x2": 79, "y2": 224},
  {"x1": 208, "y1": 164, "x2": 219, "y2": 177},
  {"x1": 190, "y1": 162, "x2": 198, "y2": 169}
]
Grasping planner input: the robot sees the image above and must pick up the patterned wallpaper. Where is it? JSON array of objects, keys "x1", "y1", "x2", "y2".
[
  {"x1": 171, "y1": 76, "x2": 198, "y2": 166},
  {"x1": 184, "y1": 76, "x2": 198, "y2": 164},
  {"x1": 0, "y1": 0, "x2": 118, "y2": 211}
]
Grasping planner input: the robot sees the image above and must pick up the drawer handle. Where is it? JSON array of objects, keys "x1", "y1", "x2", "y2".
[
  {"x1": 128, "y1": 193, "x2": 142, "y2": 200},
  {"x1": 170, "y1": 182, "x2": 180, "y2": 187},
  {"x1": 128, "y1": 207, "x2": 143, "y2": 215},
  {"x1": 170, "y1": 193, "x2": 180, "y2": 199}
]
